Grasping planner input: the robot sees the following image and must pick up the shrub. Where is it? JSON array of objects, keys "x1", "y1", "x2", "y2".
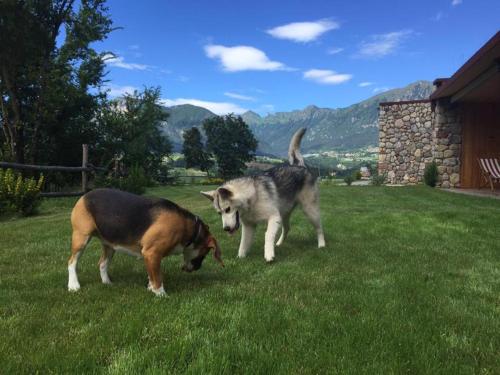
[
  {"x1": 371, "y1": 174, "x2": 386, "y2": 186},
  {"x1": 95, "y1": 165, "x2": 148, "y2": 195},
  {"x1": 0, "y1": 169, "x2": 45, "y2": 216},
  {"x1": 201, "y1": 177, "x2": 224, "y2": 185},
  {"x1": 355, "y1": 171, "x2": 362, "y2": 180},
  {"x1": 344, "y1": 175, "x2": 354, "y2": 186},
  {"x1": 154, "y1": 164, "x2": 171, "y2": 185},
  {"x1": 424, "y1": 161, "x2": 438, "y2": 187}
]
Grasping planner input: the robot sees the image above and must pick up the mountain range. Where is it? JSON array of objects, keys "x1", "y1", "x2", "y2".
[{"x1": 161, "y1": 80, "x2": 434, "y2": 156}]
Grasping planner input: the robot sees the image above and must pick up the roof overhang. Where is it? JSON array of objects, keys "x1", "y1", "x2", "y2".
[{"x1": 430, "y1": 31, "x2": 500, "y2": 103}]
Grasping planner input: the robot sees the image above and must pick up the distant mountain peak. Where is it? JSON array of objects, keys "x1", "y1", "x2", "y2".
[
  {"x1": 304, "y1": 104, "x2": 319, "y2": 111},
  {"x1": 243, "y1": 110, "x2": 261, "y2": 117},
  {"x1": 241, "y1": 110, "x2": 263, "y2": 125}
]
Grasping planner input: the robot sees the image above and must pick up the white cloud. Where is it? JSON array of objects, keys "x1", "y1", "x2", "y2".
[
  {"x1": 160, "y1": 98, "x2": 247, "y2": 115},
  {"x1": 267, "y1": 19, "x2": 339, "y2": 43},
  {"x1": 451, "y1": 0, "x2": 462, "y2": 6},
  {"x1": 128, "y1": 44, "x2": 140, "y2": 50},
  {"x1": 105, "y1": 84, "x2": 138, "y2": 98},
  {"x1": 204, "y1": 44, "x2": 288, "y2": 72},
  {"x1": 357, "y1": 30, "x2": 413, "y2": 59},
  {"x1": 431, "y1": 11, "x2": 444, "y2": 21},
  {"x1": 224, "y1": 92, "x2": 256, "y2": 101},
  {"x1": 102, "y1": 53, "x2": 149, "y2": 70},
  {"x1": 303, "y1": 69, "x2": 352, "y2": 85},
  {"x1": 327, "y1": 47, "x2": 344, "y2": 55},
  {"x1": 358, "y1": 82, "x2": 374, "y2": 87},
  {"x1": 373, "y1": 87, "x2": 391, "y2": 93}
]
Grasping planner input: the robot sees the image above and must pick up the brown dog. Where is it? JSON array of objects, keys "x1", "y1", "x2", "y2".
[{"x1": 68, "y1": 188, "x2": 222, "y2": 296}]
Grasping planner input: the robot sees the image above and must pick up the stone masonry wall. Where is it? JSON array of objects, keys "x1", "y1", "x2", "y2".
[
  {"x1": 378, "y1": 101, "x2": 434, "y2": 184},
  {"x1": 432, "y1": 100, "x2": 462, "y2": 188}
]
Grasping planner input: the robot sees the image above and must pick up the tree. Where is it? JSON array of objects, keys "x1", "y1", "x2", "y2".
[
  {"x1": 95, "y1": 87, "x2": 171, "y2": 179},
  {"x1": 182, "y1": 127, "x2": 213, "y2": 175},
  {"x1": 0, "y1": 0, "x2": 113, "y2": 164},
  {"x1": 203, "y1": 114, "x2": 257, "y2": 180}
]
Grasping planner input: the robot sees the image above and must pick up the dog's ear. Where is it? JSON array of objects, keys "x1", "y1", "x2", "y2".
[
  {"x1": 200, "y1": 190, "x2": 216, "y2": 201},
  {"x1": 217, "y1": 187, "x2": 233, "y2": 200},
  {"x1": 207, "y1": 236, "x2": 224, "y2": 267}
]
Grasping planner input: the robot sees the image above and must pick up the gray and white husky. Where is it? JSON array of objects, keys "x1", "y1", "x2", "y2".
[{"x1": 201, "y1": 128, "x2": 325, "y2": 262}]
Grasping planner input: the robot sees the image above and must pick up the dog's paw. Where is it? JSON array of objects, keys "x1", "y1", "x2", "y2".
[
  {"x1": 237, "y1": 253, "x2": 247, "y2": 259},
  {"x1": 265, "y1": 256, "x2": 275, "y2": 263},
  {"x1": 318, "y1": 236, "x2": 326, "y2": 248},
  {"x1": 150, "y1": 284, "x2": 167, "y2": 297},
  {"x1": 68, "y1": 284, "x2": 80, "y2": 292}
]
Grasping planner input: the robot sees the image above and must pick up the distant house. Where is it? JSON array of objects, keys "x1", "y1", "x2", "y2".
[
  {"x1": 360, "y1": 166, "x2": 371, "y2": 178},
  {"x1": 378, "y1": 31, "x2": 500, "y2": 188}
]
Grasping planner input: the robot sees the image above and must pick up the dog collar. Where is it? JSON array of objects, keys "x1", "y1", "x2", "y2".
[{"x1": 185, "y1": 216, "x2": 201, "y2": 247}]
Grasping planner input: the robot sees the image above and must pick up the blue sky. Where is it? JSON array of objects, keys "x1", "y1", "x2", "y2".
[{"x1": 99, "y1": 0, "x2": 500, "y2": 115}]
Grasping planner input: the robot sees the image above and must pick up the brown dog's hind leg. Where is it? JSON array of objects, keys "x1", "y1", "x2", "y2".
[
  {"x1": 68, "y1": 196, "x2": 96, "y2": 291},
  {"x1": 68, "y1": 231, "x2": 91, "y2": 291},
  {"x1": 98, "y1": 244, "x2": 115, "y2": 285}
]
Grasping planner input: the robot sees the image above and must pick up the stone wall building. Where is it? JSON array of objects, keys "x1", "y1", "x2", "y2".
[
  {"x1": 378, "y1": 31, "x2": 500, "y2": 189},
  {"x1": 378, "y1": 100, "x2": 433, "y2": 185}
]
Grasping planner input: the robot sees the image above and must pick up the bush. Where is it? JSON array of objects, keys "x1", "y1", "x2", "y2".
[
  {"x1": 154, "y1": 164, "x2": 171, "y2": 185},
  {"x1": 0, "y1": 169, "x2": 45, "y2": 216},
  {"x1": 355, "y1": 171, "x2": 362, "y2": 180},
  {"x1": 424, "y1": 162, "x2": 438, "y2": 187},
  {"x1": 371, "y1": 174, "x2": 386, "y2": 186},
  {"x1": 344, "y1": 175, "x2": 354, "y2": 186},
  {"x1": 95, "y1": 165, "x2": 149, "y2": 195},
  {"x1": 200, "y1": 177, "x2": 224, "y2": 185}
]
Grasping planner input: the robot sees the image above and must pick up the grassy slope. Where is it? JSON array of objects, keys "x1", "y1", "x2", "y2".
[{"x1": 0, "y1": 186, "x2": 499, "y2": 374}]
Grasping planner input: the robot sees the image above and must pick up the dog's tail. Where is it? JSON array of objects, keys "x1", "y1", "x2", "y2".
[{"x1": 288, "y1": 128, "x2": 306, "y2": 166}]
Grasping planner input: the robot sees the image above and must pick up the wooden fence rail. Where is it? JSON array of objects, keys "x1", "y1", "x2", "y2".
[
  {"x1": 0, "y1": 144, "x2": 105, "y2": 198},
  {"x1": 0, "y1": 161, "x2": 93, "y2": 172}
]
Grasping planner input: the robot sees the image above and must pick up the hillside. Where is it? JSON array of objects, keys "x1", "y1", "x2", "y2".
[
  {"x1": 161, "y1": 104, "x2": 215, "y2": 151},
  {"x1": 160, "y1": 80, "x2": 434, "y2": 155}
]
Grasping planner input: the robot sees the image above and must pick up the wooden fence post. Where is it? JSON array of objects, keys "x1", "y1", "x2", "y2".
[{"x1": 82, "y1": 144, "x2": 89, "y2": 192}]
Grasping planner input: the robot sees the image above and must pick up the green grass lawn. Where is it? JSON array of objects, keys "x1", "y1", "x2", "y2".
[{"x1": 1, "y1": 186, "x2": 499, "y2": 374}]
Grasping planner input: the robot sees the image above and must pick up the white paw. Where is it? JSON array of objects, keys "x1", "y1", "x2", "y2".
[
  {"x1": 276, "y1": 239, "x2": 283, "y2": 247},
  {"x1": 102, "y1": 279, "x2": 112, "y2": 285},
  {"x1": 151, "y1": 285, "x2": 167, "y2": 297},
  {"x1": 68, "y1": 283, "x2": 80, "y2": 292},
  {"x1": 265, "y1": 255, "x2": 275, "y2": 263},
  {"x1": 237, "y1": 253, "x2": 247, "y2": 259},
  {"x1": 318, "y1": 236, "x2": 326, "y2": 248}
]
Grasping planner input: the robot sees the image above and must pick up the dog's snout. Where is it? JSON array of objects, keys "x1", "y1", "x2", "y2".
[{"x1": 223, "y1": 226, "x2": 231, "y2": 232}]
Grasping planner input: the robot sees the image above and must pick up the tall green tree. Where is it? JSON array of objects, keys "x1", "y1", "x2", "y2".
[
  {"x1": 182, "y1": 127, "x2": 213, "y2": 175},
  {"x1": 203, "y1": 114, "x2": 257, "y2": 180},
  {"x1": 0, "y1": 0, "x2": 113, "y2": 164},
  {"x1": 95, "y1": 87, "x2": 171, "y2": 179}
]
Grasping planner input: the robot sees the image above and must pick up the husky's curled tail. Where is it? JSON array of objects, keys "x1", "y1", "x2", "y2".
[{"x1": 288, "y1": 128, "x2": 306, "y2": 166}]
